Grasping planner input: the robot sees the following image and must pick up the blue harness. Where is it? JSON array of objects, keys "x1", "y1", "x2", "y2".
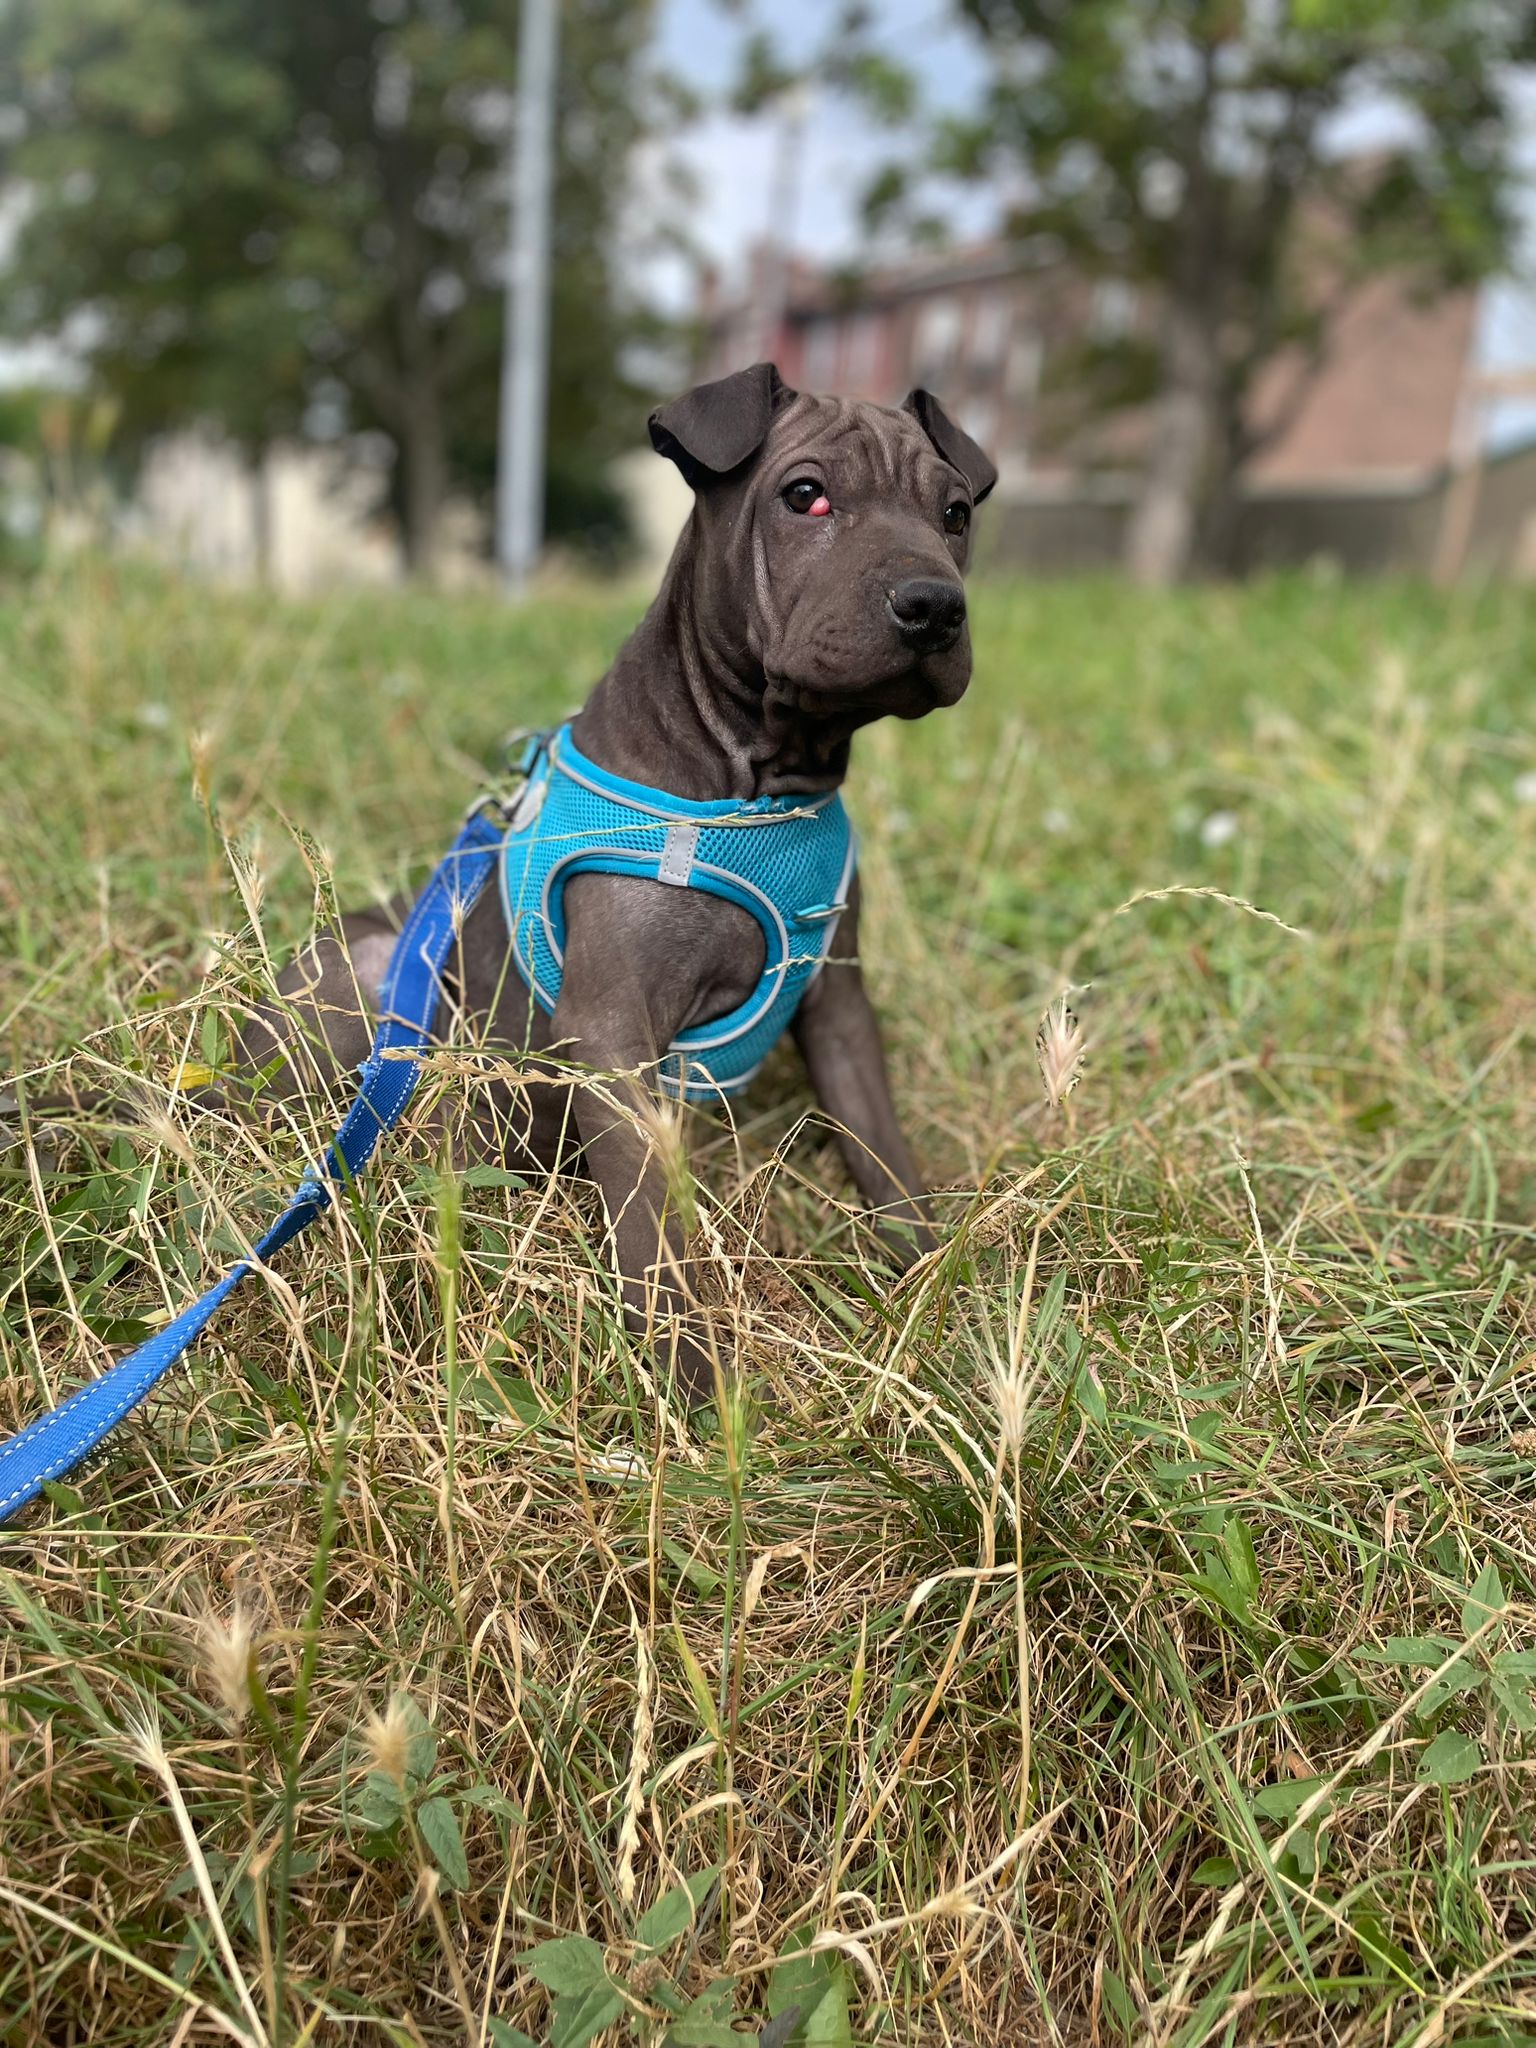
[
  {"x1": 500, "y1": 725, "x2": 856, "y2": 1102},
  {"x1": 0, "y1": 743, "x2": 857, "y2": 1522}
]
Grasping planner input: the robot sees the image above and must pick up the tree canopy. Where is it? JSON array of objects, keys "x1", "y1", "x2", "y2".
[
  {"x1": 848, "y1": 0, "x2": 1536, "y2": 578},
  {"x1": 0, "y1": 0, "x2": 668, "y2": 574}
]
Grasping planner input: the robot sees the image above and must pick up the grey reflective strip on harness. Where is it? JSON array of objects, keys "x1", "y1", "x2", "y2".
[{"x1": 658, "y1": 823, "x2": 700, "y2": 886}]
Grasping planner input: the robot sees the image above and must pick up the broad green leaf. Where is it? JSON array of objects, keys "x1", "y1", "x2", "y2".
[
  {"x1": 801, "y1": 1971, "x2": 852, "y2": 2046},
  {"x1": 1100, "y1": 1967, "x2": 1138, "y2": 2033},
  {"x1": 767, "y1": 1933, "x2": 852, "y2": 2045},
  {"x1": 1418, "y1": 1731, "x2": 1481, "y2": 1785},
  {"x1": 662, "y1": 1975, "x2": 738, "y2": 2046},
  {"x1": 517, "y1": 1935, "x2": 608, "y2": 1995},
  {"x1": 1357, "y1": 1636, "x2": 1459, "y2": 1667},
  {"x1": 1074, "y1": 1362, "x2": 1107, "y2": 1425},
  {"x1": 418, "y1": 1796, "x2": 469, "y2": 1891},
  {"x1": 1251, "y1": 1776, "x2": 1330, "y2": 1822},
  {"x1": 486, "y1": 2024, "x2": 537, "y2": 2048},
  {"x1": 1285, "y1": 1826, "x2": 1320, "y2": 1879},
  {"x1": 1222, "y1": 1514, "x2": 1260, "y2": 1603},
  {"x1": 460, "y1": 1782, "x2": 523, "y2": 1823},
  {"x1": 392, "y1": 1693, "x2": 437, "y2": 1785},
  {"x1": 637, "y1": 1863, "x2": 722, "y2": 1952},
  {"x1": 1490, "y1": 1673, "x2": 1536, "y2": 1733},
  {"x1": 357, "y1": 1770, "x2": 405, "y2": 1831},
  {"x1": 1462, "y1": 1561, "x2": 1505, "y2": 1639},
  {"x1": 1415, "y1": 1664, "x2": 1484, "y2": 1720},
  {"x1": 1189, "y1": 1569, "x2": 1251, "y2": 1624},
  {"x1": 768, "y1": 1931, "x2": 834, "y2": 2017},
  {"x1": 663, "y1": 1537, "x2": 723, "y2": 1596},
  {"x1": 459, "y1": 1366, "x2": 542, "y2": 1429},
  {"x1": 1191, "y1": 1856, "x2": 1238, "y2": 1885},
  {"x1": 550, "y1": 1981, "x2": 625, "y2": 2048}
]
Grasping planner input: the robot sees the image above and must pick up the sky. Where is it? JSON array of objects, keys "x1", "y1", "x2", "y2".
[{"x1": 648, "y1": 0, "x2": 995, "y2": 288}]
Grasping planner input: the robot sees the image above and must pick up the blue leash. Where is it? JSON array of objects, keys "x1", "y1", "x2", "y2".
[{"x1": 0, "y1": 805, "x2": 508, "y2": 1527}]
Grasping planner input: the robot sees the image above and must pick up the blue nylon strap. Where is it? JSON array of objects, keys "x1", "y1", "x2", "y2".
[{"x1": 0, "y1": 808, "x2": 507, "y2": 1527}]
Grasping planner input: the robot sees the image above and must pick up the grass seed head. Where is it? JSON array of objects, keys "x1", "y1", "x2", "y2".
[
  {"x1": 363, "y1": 1696, "x2": 413, "y2": 1790},
  {"x1": 988, "y1": 1360, "x2": 1030, "y2": 1459},
  {"x1": 1035, "y1": 994, "x2": 1087, "y2": 1108},
  {"x1": 198, "y1": 1606, "x2": 257, "y2": 1727}
]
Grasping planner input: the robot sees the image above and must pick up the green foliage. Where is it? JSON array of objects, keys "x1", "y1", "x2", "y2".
[
  {"x1": 352, "y1": 1691, "x2": 499, "y2": 1895},
  {"x1": 835, "y1": 0, "x2": 1534, "y2": 573},
  {"x1": 516, "y1": 1867, "x2": 727, "y2": 2043},
  {"x1": 0, "y1": 0, "x2": 664, "y2": 568}
]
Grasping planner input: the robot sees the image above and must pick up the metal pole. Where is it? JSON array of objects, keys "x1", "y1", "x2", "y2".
[{"x1": 498, "y1": 0, "x2": 560, "y2": 595}]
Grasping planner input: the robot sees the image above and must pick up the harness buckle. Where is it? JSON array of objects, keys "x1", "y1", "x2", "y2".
[
  {"x1": 465, "y1": 723, "x2": 557, "y2": 830},
  {"x1": 462, "y1": 786, "x2": 519, "y2": 830}
]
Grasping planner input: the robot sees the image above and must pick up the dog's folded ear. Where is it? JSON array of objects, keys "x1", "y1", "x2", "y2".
[
  {"x1": 903, "y1": 389, "x2": 998, "y2": 505},
  {"x1": 649, "y1": 362, "x2": 793, "y2": 487}
]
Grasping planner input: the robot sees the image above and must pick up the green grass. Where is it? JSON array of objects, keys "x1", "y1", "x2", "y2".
[{"x1": 4, "y1": 556, "x2": 1536, "y2": 2046}]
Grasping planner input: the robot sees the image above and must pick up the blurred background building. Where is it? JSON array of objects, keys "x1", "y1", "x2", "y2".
[
  {"x1": 1, "y1": 0, "x2": 1534, "y2": 592},
  {"x1": 700, "y1": 239, "x2": 1536, "y2": 579}
]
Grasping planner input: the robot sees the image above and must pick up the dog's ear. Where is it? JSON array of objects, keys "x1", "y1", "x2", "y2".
[
  {"x1": 649, "y1": 362, "x2": 792, "y2": 487},
  {"x1": 903, "y1": 388, "x2": 998, "y2": 505}
]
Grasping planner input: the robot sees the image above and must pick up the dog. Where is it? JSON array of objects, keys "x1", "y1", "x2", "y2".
[{"x1": 236, "y1": 362, "x2": 996, "y2": 1400}]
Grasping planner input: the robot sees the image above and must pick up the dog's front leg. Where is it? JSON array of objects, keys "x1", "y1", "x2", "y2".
[
  {"x1": 791, "y1": 886, "x2": 937, "y2": 1268},
  {"x1": 553, "y1": 909, "x2": 718, "y2": 1404}
]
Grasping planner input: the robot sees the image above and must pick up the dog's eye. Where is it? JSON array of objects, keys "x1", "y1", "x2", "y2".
[
  {"x1": 783, "y1": 478, "x2": 824, "y2": 514},
  {"x1": 943, "y1": 501, "x2": 970, "y2": 536}
]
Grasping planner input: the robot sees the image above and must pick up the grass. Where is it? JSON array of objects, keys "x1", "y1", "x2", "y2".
[{"x1": 3, "y1": 555, "x2": 1536, "y2": 2046}]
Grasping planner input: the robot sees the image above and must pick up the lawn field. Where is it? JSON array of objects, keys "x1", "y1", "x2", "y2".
[{"x1": 4, "y1": 559, "x2": 1536, "y2": 2046}]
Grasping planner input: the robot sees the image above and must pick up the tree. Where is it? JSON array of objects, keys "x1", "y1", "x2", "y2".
[
  {"x1": 0, "y1": 0, "x2": 664, "y2": 577},
  {"x1": 857, "y1": 0, "x2": 1535, "y2": 581}
]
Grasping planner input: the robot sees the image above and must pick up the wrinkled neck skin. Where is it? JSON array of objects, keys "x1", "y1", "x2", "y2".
[{"x1": 572, "y1": 513, "x2": 869, "y2": 801}]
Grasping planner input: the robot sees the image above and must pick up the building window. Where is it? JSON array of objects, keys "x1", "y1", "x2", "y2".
[
  {"x1": 970, "y1": 292, "x2": 1011, "y2": 373},
  {"x1": 844, "y1": 311, "x2": 883, "y2": 392},
  {"x1": 913, "y1": 295, "x2": 963, "y2": 387},
  {"x1": 1007, "y1": 331, "x2": 1043, "y2": 400},
  {"x1": 803, "y1": 316, "x2": 839, "y2": 391}
]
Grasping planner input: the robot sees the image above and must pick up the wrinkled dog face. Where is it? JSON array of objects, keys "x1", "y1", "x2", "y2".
[{"x1": 651, "y1": 365, "x2": 996, "y2": 726}]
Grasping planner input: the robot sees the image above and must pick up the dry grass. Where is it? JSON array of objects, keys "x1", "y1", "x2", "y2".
[{"x1": 3, "y1": 559, "x2": 1536, "y2": 2046}]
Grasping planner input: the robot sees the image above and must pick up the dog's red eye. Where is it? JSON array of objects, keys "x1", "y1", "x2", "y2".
[
  {"x1": 784, "y1": 479, "x2": 824, "y2": 514},
  {"x1": 943, "y1": 501, "x2": 970, "y2": 536}
]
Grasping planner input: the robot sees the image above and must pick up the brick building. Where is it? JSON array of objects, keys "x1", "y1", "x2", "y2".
[{"x1": 698, "y1": 240, "x2": 1536, "y2": 578}]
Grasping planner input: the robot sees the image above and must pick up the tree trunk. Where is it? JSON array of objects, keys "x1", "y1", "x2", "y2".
[
  {"x1": 248, "y1": 446, "x2": 273, "y2": 587},
  {"x1": 1125, "y1": 294, "x2": 1227, "y2": 586},
  {"x1": 396, "y1": 388, "x2": 446, "y2": 580}
]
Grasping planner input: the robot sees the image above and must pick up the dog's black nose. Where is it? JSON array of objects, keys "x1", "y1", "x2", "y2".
[{"x1": 887, "y1": 577, "x2": 966, "y2": 652}]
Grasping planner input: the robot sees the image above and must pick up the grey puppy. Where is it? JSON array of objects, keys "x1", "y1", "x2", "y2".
[{"x1": 240, "y1": 362, "x2": 996, "y2": 1399}]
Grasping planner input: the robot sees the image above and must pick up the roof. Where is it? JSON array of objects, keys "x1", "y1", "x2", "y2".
[{"x1": 706, "y1": 233, "x2": 1486, "y2": 484}]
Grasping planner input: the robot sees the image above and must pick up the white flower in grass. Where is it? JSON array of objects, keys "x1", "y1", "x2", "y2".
[
  {"x1": 1041, "y1": 806, "x2": 1071, "y2": 836},
  {"x1": 1199, "y1": 809, "x2": 1240, "y2": 849},
  {"x1": 1514, "y1": 771, "x2": 1536, "y2": 806}
]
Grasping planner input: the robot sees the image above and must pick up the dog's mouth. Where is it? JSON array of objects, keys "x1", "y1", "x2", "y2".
[{"x1": 781, "y1": 658, "x2": 969, "y2": 722}]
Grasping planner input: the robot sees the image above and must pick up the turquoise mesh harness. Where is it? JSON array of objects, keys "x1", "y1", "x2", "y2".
[{"x1": 499, "y1": 725, "x2": 856, "y2": 1102}]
